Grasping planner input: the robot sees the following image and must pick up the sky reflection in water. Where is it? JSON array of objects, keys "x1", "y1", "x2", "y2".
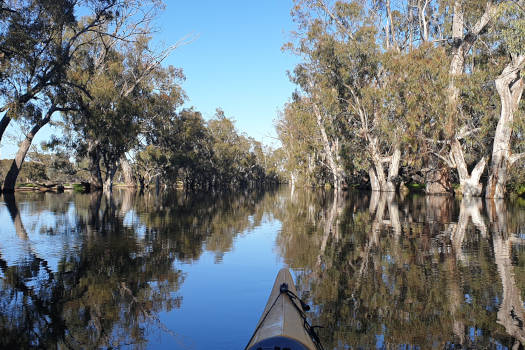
[{"x1": 0, "y1": 188, "x2": 524, "y2": 349}]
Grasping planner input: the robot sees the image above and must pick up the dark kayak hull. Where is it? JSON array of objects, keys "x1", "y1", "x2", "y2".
[{"x1": 246, "y1": 268, "x2": 317, "y2": 350}]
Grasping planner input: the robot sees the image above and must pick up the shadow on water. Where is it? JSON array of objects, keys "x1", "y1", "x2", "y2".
[{"x1": 0, "y1": 187, "x2": 524, "y2": 348}]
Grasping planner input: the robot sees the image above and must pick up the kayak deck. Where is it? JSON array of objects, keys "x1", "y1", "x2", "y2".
[{"x1": 246, "y1": 268, "x2": 317, "y2": 350}]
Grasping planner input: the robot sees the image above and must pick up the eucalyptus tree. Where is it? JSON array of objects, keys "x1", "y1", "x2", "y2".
[
  {"x1": 0, "y1": 0, "x2": 125, "y2": 192},
  {"x1": 141, "y1": 107, "x2": 213, "y2": 190},
  {"x1": 134, "y1": 106, "x2": 277, "y2": 191},
  {"x1": 208, "y1": 109, "x2": 262, "y2": 188},
  {"x1": 284, "y1": 0, "x2": 450, "y2": 192},
  {"x1": 63, "y1": 27, "x2": 185, "y2": 191},
  {"x1": 276, "y1": 99, "x2": 324, "y2": 188},
  {"x1": 433, "y1": 0, "x2": 500, "y2": 197},
  {"x1": 407, "y1": 0, "x2": 523, "y2": 197},
  {"x1": 486, "y1": 1, "x2": 525, "y2": 198},
  {"x1": 283, "y1": 0, "x2": 524, "y2": 197}
]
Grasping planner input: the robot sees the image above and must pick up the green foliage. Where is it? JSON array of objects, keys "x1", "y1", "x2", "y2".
[
  {"x1": 0, "y1": 159, "x2": 48, "y2": 182},
  {"x1": 136, "y1": 107, "x2": 281, "y2": 190},
  {"x1": 280, "y1": 0, "x2": 525, "y2": 191},
  {"x1": 276, "y1": 99, "x2": 326, "y2": 185},
  {"x1": 499, "y1": 2, "x2": 525, "y2": 55},
  {"x1": 72, "y1": 183, "x2": 88, "y2": 193}
]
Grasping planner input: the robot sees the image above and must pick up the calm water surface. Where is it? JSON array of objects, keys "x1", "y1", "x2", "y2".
[{"x1": 1, "y1": 188, "x2": 525, "y2": 349}]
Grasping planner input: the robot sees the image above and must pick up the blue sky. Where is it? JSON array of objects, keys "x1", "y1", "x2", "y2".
[
  {"x1": 157, "y1": 0, "x2": 299, "y2": 144},
  {"x1": 0, "y1": 0, "x2": 299, "y2": 158}
]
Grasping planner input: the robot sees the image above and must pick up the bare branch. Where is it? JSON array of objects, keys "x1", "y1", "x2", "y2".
[
  {"x1": 456, "y1": 127, "x2": 482, "y2": 140},
  {"x1": 510, "y1": 153, "x2": 525, "y2": 165},
  {"x1": 315, "y1": 0, "x2": 355, "y2": 40},
  {"x1": 431, "y1": 151, "x2": 455, "y2": 168},
  {"x1": 121, "y1": 33, "x2": 198, "y2": 98}
]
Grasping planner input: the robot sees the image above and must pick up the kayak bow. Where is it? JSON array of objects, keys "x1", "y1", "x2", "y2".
[{"x1": 245, "y1": 268, "x2": 323, "y2": 350}]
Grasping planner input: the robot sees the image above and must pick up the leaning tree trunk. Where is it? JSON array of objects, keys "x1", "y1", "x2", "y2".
[
  {"x1": 0, "y1": 114, "x2": 11, "y2": 145},
  {"x1": 486, "y1": 55, "x2": 525, "y2": 199},
  {"x1": 2, "y1": 113, "x2": 52, "y2": 192},
  {"x1": 369, "y1": 167, "x2": 381, "y2": 192}
]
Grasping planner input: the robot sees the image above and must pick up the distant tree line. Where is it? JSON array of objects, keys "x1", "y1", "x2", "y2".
[
  {"x1": 277, "y1": 0, "x2": 525, "y2": 198},
  {"x1": 0, "y1": 0, "x2": 282, "y2": 193}
]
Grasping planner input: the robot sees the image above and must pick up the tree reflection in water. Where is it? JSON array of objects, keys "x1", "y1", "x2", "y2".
[
  {"x1": 0, "y1": 188, "x2": 524, "y2": 348},
  {"x1": 277, "y1": 190, "x2": 525, "y2": 349},
  {"x1": 0, "y1": 189, "x2": 273, "y2": 348}
]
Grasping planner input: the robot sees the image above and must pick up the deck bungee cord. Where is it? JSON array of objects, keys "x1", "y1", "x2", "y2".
[{"x1": 245, "y1": 281, "x2": 325, "y2": 350}]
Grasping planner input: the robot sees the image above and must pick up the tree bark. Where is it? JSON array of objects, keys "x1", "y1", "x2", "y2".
[
  {"x1": 120, "y1": 156, "x2": 135, "y2": 187},
  {"x1": 369, "y1": 167, "x2": 380, "y2": 192},
  {"x1": 417, "y1": 0, "x2": 430, "y2": 42},
  {"x1": 385, "y1": 0, "x2": 398, "y2": 51},
  {"x1": 2, "y1": 113, "x2": 51, "y2": 192},
  {"x1": 386, "y1": 145, "x2": 401, "y2": 192},
  {"x1": 486, "y1": 55, "x2": 525, "y2": 199},
  {"x1": 88, "y1": 142, "x2": 103, "y2": 190},
  {"x1": 369, "y1": 137, "x2": 387, "y2": 191},
  {"x1": 0, "y1": 114, "x2": 11, "y2": 145},
  {"x1": 451, "y1": 139, "x2": 487, "y2": 197},
  {"x1": 369, "y1": 138, "x2": 399, "y2": 192},
  {"x1": 446, "y1": 0, "x2": 497, "y2": 196},
  {"x1": 103, "y1": 161, "x2": 118, "y2": 193},
  {"x1": 313, "y1": 102, "x2": 343, "y2": 191}
]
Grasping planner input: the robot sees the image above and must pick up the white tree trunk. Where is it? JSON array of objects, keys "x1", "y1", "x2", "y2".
[
  {"x1": 369, "y1": 137, "x2": 386, "y2": 191},
  {"x1": 386, "y1": 145, "x2": 401, "y2": 192},
  {"x1": 120, "y1": 157, "x2": 135, "y2": 187},
  {"x1": 447, "y1": 0, "x2": 497, "y2": 196},
  {"x1": 313, "y1": 102, "x2": 342, "y2": 191},
  {"x1": 451, "y1": 139, "x2": 486, "y2": 197},
  {"x1": 369, "y1": 167, "x2": 380, "y2": 192},
  {"x1": 486, "y1": 55, "x2": 525, "y2": 199},
  {"x1": 369, "y1": 137, "x2": 400, "y2": 192}
]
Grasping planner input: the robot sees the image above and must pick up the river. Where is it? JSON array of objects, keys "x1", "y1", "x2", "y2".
[{"x1": 0, "y1": 187, "x2": 524, "y2": 349}]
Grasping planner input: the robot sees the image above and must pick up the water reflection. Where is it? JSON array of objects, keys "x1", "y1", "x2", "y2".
[
  {"x1": 0, "y1": 188, "x2": 524, "y2": 348},
  {"x1": 0, "y1": 189, "x2": 274, "y2": 348},
  {"x1": 279, "y1": 192, "x2": 525, "y2": 349}
]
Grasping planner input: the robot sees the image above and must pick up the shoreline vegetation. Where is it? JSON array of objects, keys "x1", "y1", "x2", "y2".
[
  {"x1": 6, "y1": 176, "x2": 525, "y2": 198},
  {"x1": 0, "y1": 0, "x2": 524, "y2": 198}
]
